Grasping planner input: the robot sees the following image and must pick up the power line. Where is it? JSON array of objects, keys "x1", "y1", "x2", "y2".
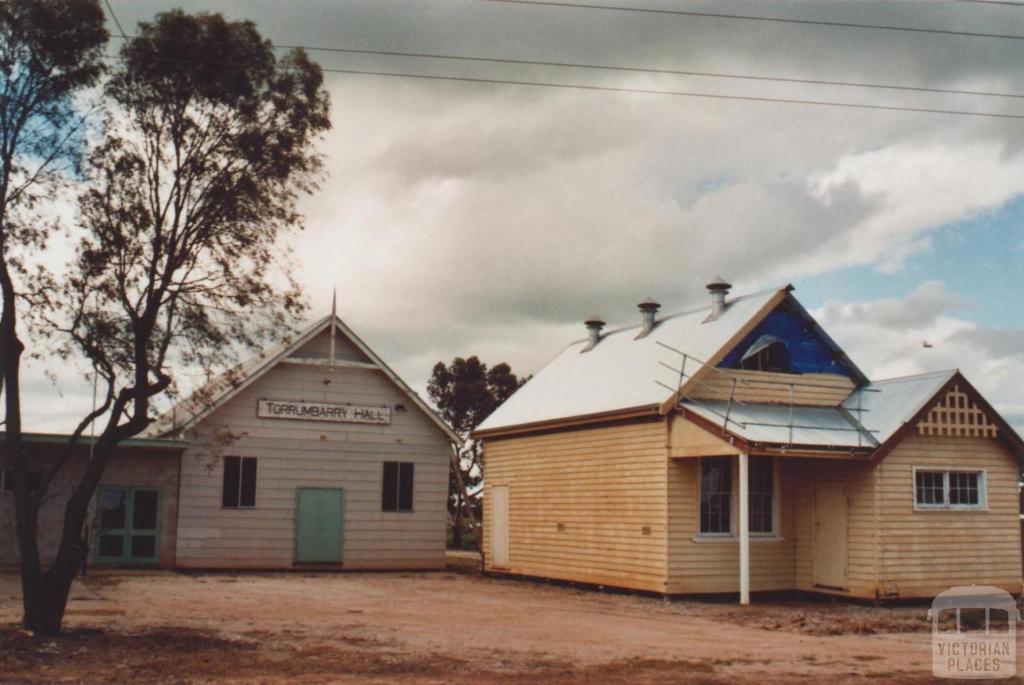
[
  {"x1": 102, "y1": 0, "x2": 127, "y2": 39},
  {"x1": 94, "y1": 10, "x2": 1024, "y2": 120},
  {"x1": 96, "y1": 4, "x2": 1024, "y2": 102},
  {"x1": 480, "y1": 0, "x2": 1024, "y2": 42},
  {"x1": 103, "y1": 31, "x2": 1024, "y2": 102},
  {"x1": 270, "y1": 43, "x2": 1024, "y2": 100},
  {"x1": 302, "y1": 67, "x2": 1024, "y2": 120},
  {"x1": 96, "y1": 50, "x2": 1024, "y2": 120},
  {"x1": 956, "y1": 0, "x2": 1024, "y2": 7}
]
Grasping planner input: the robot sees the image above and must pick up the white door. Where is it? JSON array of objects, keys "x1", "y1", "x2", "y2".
[
  {"x1": 490, "y1": 485, "x2": 509, "y2": 568},
  {"x1": 814, "y1": 481, "x2": 848, "y2": 589}
]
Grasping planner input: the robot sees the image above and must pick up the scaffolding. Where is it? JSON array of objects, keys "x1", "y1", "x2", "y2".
[{"x1": 654, "y1": 340, "x2": 878, "y2": 448}]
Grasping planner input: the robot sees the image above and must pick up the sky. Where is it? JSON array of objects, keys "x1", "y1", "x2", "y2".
[{"x1": 19, "y1": 0, "x2": 1024, "y2": 433}]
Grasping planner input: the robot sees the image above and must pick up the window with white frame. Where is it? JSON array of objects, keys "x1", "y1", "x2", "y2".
[
  {"x1": 748, "y1": 457, "x2": 774, "y2": 534},
  {"x1": 914, "y1": 469, "x2": 985, "y2": 509},
  {"x1": 699, "y1": 457, "x2": 732, "y2": 535},
  {"x1": 699, "y1": 456, "x2": 779, "y2": 536}
]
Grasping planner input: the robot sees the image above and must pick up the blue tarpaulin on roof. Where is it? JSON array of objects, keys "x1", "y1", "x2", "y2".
[{"x1": 718, "y1": 310, "x2": 854, "y2": 377}]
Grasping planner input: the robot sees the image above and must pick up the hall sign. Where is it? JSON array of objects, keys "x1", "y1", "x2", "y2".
[{"x1": 257, "y1": 399, "x2": 391, "y2": 425}]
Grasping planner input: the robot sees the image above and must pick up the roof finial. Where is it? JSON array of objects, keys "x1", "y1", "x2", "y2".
[{"x1": 329, "y1": 286, "x2": 337, "y2": 370}]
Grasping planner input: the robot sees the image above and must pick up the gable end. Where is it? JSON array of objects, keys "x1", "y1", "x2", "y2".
[
  {"x1": 916, "y1": 384, "x2": 999, "y2": 440},
  {"x1": 871, "y1": 371, "x2": 1024, "y2": 465}
]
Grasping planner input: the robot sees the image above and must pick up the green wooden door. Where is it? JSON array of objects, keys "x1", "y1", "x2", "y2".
[
  {"x1": 295, "y1": 488, "x2": 344, "y2": 563},
  {"x1": 94, "y1": 486, "x2": 160, "y2": 564}
]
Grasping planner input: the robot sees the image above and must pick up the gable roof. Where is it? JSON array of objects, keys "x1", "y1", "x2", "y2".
[
  {"x1": 475, "y1": 284, "x2": 873, "y2": 436},
  {"x1": 842, "y1": 369, "x2": 957, "y2": 445},
  {"x1": 854, "y1": 369, "x2": 1024, "y2": 463},
  {"x1": 144, "y1": 315, "x2": 460, "y2": 444},
  {"x1": 476, "y1": 285, "x2": 809, "y2": 435}
]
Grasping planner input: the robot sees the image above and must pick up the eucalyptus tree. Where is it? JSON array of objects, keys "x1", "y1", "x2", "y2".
[
  {"x1": 17, "y1": 9, "x2": 330, "y2": 634},
  {"x1": 0, "y1": 0, "x2": 107, "y2": 635},
  {"x1": 428, "y1": 357, "x2": 524, "y2": 548}
]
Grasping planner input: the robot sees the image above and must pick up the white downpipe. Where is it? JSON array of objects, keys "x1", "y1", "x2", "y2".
[{"x1": 738, "y1": 452, "x2": 750, "y2": 605}]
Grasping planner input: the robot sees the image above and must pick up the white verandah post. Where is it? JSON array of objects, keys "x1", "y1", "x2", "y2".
[{"x1": 738, "y1": 452, "x2": 750, "y2": 605}]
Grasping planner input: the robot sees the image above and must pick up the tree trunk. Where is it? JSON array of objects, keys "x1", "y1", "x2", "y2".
[
  {"x1": 0, "y1": 267, "x2": 44, "y2": 632},
  {"x1": 20, "y1": 465, "x2": 102, "y2": 634},
  {"x1": 452, "y1": 489, "x2": 464, "y2": 549},
  {"x1": 21, "y1": 564, "x2": 78, "y2": 635}
]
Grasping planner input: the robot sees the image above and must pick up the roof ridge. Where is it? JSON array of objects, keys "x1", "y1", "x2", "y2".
[
  {"x1": 865, "y1": 369, "x2": 958, "y2": 385},
  {"x1": 567, "y1": 284, "x2": 788, "y2": 345}
]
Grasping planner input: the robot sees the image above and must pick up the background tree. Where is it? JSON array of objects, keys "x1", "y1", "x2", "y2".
[
  {"x1": 16, "y1": 9, "x2": 330, "y2": 634},
  {"x1": 427, "y1": 356, "x2": 524, "y2": 549},
  {"x1": 0, "y1": 0, "x2": 107, "y2": 636}
]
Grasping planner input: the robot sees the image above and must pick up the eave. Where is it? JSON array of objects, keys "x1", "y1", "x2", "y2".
[{"x1": 472, "y1": 404, "x2": 663, "y2": 440}]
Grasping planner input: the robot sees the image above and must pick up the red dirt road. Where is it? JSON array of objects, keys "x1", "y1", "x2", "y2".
[{"x1": 0, "y1": 569, "x2": 1009, "y2": 683}]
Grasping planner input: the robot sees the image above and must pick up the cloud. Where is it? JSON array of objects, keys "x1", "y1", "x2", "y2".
[
  {"x1": 17, "y1": 0, "x2": 1024, "y2": 433},
  {"x1": 817, "y1": 280, "x2": 966, "y2": 332},
  {"x1": 807, "y1": 142, "x2": 1024, "y2": 272},
  {"x1": 948, "y1": 328, "x2": 1024, "y2": 361},
  {"x1": 814, "y1": 283, "x2": 1024, "y2": 432}
]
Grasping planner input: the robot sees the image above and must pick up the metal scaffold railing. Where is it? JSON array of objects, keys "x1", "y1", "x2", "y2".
[{"x1": 653, "y1": 340, "x2": 879, "y2": 447}]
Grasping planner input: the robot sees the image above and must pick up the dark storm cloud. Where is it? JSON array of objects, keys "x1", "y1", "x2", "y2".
[{"x1": 24, "y1": 0, "x2": 1024, "y2": 430}]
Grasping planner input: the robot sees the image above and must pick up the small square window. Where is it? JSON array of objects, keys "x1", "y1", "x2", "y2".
[
  {"x1": 949, "y1": 472, "x2": 979, "y2": 506},
  {"x1": 915, "y1": 471, "x2": 945, "y2": 507}
]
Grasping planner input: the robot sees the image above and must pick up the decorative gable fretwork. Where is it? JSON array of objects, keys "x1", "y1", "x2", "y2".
[{"x1": 917, "y1": 385, "x2": 998, "y2": 439}]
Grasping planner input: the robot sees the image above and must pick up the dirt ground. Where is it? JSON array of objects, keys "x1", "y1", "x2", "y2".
[{"x1": 0, "y1": 563, "x2": 1015, "y2": 684}]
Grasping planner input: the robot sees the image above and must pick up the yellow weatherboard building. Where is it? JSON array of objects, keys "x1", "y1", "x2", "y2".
[{"x1": 474, "y1": 280, "x2": 1024, "y2": 602}]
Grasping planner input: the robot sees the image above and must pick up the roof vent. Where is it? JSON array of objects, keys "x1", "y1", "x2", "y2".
[
  {"x1": 635, "y1": 298, "x2": 661, "y2": 339},
  {"x1": 705, "y1": 277, "x2": 732, "y2": 321},
  {"x1": 581, "y1": 315, "x2": 605, "y2": 352}
]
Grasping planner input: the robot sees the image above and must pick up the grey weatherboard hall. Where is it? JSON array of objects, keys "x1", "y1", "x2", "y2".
[{"x1": 143, "y1": 313, "x2": 460, "y2": 570}]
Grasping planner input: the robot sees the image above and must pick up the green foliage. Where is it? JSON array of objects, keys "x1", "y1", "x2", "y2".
[
  {"x1": 427, "y1": 356, "x2": 523, "y2": 436},
  {"x1": 0, "y1": 0, "x2": 107, "y2": 272},
  {"x1": 63, "y1": 10, "x2": 331, "y2": 398},
  {"x1": 428, "y1": 356, "x2": 525, "y2": 547}
]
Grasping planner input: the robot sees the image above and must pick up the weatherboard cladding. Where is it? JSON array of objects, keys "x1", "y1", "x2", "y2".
[
  {"x1": 173, "y1": 326, "x2": 454, "y2": 570},
  {"x1": 146, "y1": 316, "x2": 457, "y2": 571},
  {"x1": 147, "y1": 315, "x2": 458, "y2": 444},
  {"x1": 479, "y1": 283, "x2": 1024, "y2": 599}
]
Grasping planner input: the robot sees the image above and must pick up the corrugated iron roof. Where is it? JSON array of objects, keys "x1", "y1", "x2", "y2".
[
  {"x1": 475, "y1": 286, "x2": 785, "y2": 433},
  {"x1": 841, "y1": 369, "x2": 956, "y2": 444},
  {"x1": 680, "y1": 400, "x2": 876, "y2": 449},
  {"x1": 473, "y1": 281, "x2": 965, "y2": 448}
]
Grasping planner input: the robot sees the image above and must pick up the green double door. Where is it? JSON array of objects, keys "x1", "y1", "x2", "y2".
[
  {"x1": 94, "y1": 486, "x2": 160, "y2": 564},
  {"x1": 295, "y1": 488, "x2": 344, "y2": 563}
]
